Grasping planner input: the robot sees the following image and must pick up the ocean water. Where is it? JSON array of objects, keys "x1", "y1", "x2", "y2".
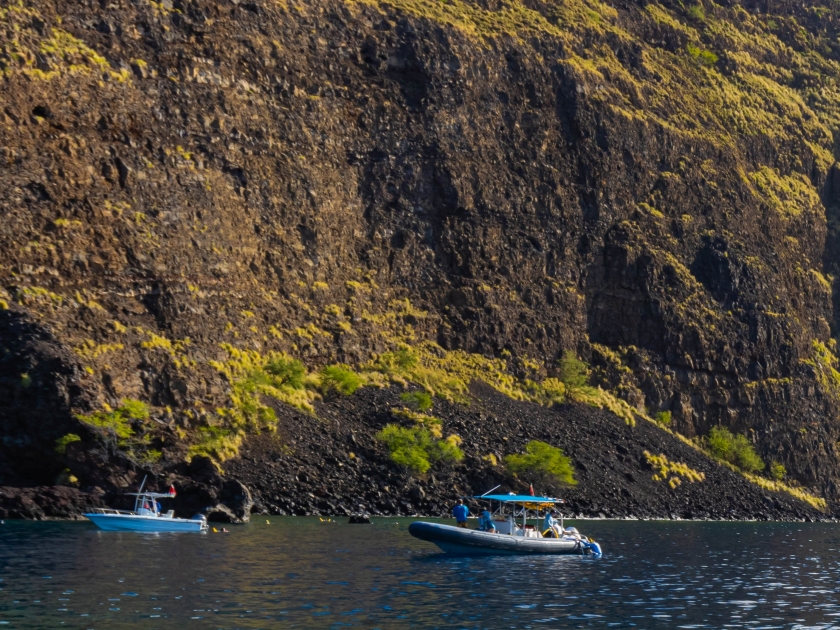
[{"x1": 0, "y1": 518, "x2": 839, "y2": 628}]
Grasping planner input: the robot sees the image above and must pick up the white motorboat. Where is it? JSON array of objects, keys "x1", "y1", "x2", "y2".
[
  {"x1": 84, "y1": 480, "x2": 207, "y2": 533},
  {"x1": 409, "y1": 493, "x2": 602, "y2": 556}
]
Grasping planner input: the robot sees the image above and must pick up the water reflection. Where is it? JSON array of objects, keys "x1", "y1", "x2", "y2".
[{"x1": 0, "y1": 519, "x2": 839, "y2": 627}]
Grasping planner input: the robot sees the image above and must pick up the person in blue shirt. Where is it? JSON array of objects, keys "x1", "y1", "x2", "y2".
[
  {"x1": 452, "y1": 499, "x2": 469, "y2": 528},
  {"x1": 543, "y1": 510, "x2": 561, "y2": 538},
  {"x1": 478, "y1": 509, "x2": 497, "y2": 532}
]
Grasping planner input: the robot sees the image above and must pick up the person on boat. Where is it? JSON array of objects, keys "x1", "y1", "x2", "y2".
[
  {"x1": 542, "y1": 510, "x2": 562, "y2": 538},
  {"x1": 452, "y1": 499, "x2": 469, "y2": 528},
  {"x1": 478, "y1": 509, "x2": 497, "y2": 532}
]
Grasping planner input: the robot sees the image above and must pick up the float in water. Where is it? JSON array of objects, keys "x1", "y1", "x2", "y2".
[
  {"x1": 84, "y1": 478, "x2": 207, "y2": 533},
  {"x1": 409, "y1": 494, "x2": 602, "y2": 556}
]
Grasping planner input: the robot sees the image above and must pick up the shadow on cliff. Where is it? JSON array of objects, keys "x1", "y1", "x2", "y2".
[{"x1": 0, "y1": 305, "x2": 95, "y2": 485}]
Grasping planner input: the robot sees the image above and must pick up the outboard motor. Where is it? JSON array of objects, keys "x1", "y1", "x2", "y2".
[
  {"x1": 192, "y1": 514, "x2": 207, "y2": 523},
  {"x1": 581, "y1": 540, "x2": 602, "y2": 556}
]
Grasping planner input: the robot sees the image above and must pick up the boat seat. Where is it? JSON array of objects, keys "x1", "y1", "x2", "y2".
[{"x1": 163, "y1": 510, "x2": 174, "y2": 518}]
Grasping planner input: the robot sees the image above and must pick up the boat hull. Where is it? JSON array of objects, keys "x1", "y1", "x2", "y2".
[
  {"x1": 84, "y1": 513, "x2": 205, "y2": 533},
  {"x1": 408, "y1": 522, "x2": 600, "y2": 555}
]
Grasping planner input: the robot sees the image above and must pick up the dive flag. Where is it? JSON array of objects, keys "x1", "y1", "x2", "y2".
[
  {"x1": 169, "y1": 484, "x2": 176, "y2": 497},
  {"x1": 529, "y1": 484, "x2": 535, "y2": 496}
]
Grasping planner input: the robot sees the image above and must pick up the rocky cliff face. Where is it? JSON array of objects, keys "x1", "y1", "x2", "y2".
[{"x1": 3, "y1": 0, "x2": 840, "y2": 513}]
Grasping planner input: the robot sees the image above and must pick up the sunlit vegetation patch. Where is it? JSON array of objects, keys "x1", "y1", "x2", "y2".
[
  {"x1": 749, "y1": 167, "x2": 822, "y2": 219},
  {"x1": 76, "y1": 399, "x2": 149, "y2": 439},
  {"x1": 802, "y1": 340, "x2": 840, "y2": 402},
  {"x1": 376, "y1": 424, "x2": 463, "y2": 474},
  {"x1": 400, "y1": 391, "x2": 433, "y2": 411},
  {"x1": 741, "y1": 472, "x2": 826, "y2": 511},
  {"x1": 706, "y1": 426, "x2": 765, "y2": 474},
  {"x1": 55, "y1": 433, "x2": 81, "y2": 455},
  {"x1": 653, "y1": 411, "x2": 672, "y2": 427},
  {"x1": 362, "y1": 344, "x2": 472, "y2": 403},
  {"x1": 569, "y1": 385, "x2": 639, "y2": 427},
  {"x1": 74, "y1": 399, "x2": 162, "y2": 465},
  {"x1": 202, "y1": 346, "x2": 377, "y2": 463},
  {"x1": 14, "y1": 286, "x2": 63, "y2": 310},
  {"x1": 74, "y1": 339, "x2": 124, "y2": 362},
  {"x1": 137, "y1": 328, "x2": 196, "y2": 370},
  {"x1": 0, "y1": 4, "x2": 128, "y2": 81},
  {"x1": 391, "y1": 407, "x2": 443, "y2": 437},
  {"x1": 320, "y1": 365, "x2": 364, "y2": 395},
  {"x1": 360, "y1": 344, "x2": 637, "y2": 422},
  {"x1": 504, "y1": 440, "x2": 577, "y2": 486},
  {"x1": 350, "y1": 0, "x2": 618, "y2": 41},
  {"x1": 669, "y1": 431, "x2": 826, "y2": 510},
  {"x1": 686, "y1": 43, "x2": 718, "y2": 67},
  {"x1": 644, "y1": 451, "x2": 705, "y2": 489},
  {"x1": 209, "y1": 344, "x2": 319, "y2": 423},
  {"x1": 187, "y1": 426, "x2": 243, "y2": 464}
]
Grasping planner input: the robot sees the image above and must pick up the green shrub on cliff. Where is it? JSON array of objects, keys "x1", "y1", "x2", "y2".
[
  {"x1": 654, "y1": 411, "x2": 672, "y2": 427},
  {"x1": 687, "y1": 44, "x2": 718, "y2": 67},
  {"x1": 558, "y1": 351, "x2": 589, "y2": 394},
  {"x1": 391, "y1": 406, "x2": 443, "y2": 436},
  {"x1": 119, "y1": 399, "x2": 150, "y2": 421},
  {"x1": 707, "y1": 426, "x2": 764, "y2": 473},
  {"x1": 770, "y1": 461, "x2": 787, "y2": 481},
  {"x1": 803, "y1": 340, "x2": 840, "y2": 401},
  {"x1": 401, "y1": 391, "x2": 433, "y2": 411},
  {"x1": 55, "y1": 433, "x2": 81, "y2": 454},
  {"x1": 687, "y1": 5, "x2": 705, "y2": 20},
  {"x1": 187, "y1": 426, "x2": 243, "y2": 464},
  {"x1": 209, "y1": 344, "x2": 319, "y2": 422},
  {"x1": 376, "y1": 424, "x2": 463, "y2": 474},
  {"x1": 320, "y1": 365, "x2": 364, "y2": 395},
  {"x1": 505, "y1": 440, "x2": 577, "y2": 487},
  {"x1": 76, "y1": 399, "x2": 150, "y2": 439},
  {"x1": 264, "y1": 355, "x2": 306, "y2": 389}
]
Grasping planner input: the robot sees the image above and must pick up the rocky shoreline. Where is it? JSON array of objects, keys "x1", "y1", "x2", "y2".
[{"x1": 3, "y1": 383, "x2": 832, "y2": 523}]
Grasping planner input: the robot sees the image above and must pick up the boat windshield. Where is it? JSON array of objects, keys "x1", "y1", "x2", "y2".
[{"x1": 127, "y1": 492, "x2": 171, "y2": 515}]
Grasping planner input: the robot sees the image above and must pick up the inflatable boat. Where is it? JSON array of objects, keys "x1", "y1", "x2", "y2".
[{"x1": 409, "y1": 494, "x2": 602, "y2": 556}]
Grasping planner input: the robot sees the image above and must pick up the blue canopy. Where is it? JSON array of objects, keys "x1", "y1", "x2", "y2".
[{"x1": 472, "y1": 494, "x2": 563, "y2": 504}]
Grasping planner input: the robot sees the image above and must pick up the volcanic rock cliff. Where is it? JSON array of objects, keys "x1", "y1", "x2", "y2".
[{"x1": 3, "y1": 0, "x2": 840, "y2": 519}]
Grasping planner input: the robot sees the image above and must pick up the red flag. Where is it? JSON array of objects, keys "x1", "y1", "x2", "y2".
[
  {"x1": 529, "y1": 484, "x2": 535, "y2": 496},
  {"x1": 169, "y1": 484, "x2": 176, "y2": 497}
]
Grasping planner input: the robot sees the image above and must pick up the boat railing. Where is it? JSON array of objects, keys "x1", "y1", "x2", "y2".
[{"x1": 87, "y1": 508, "x2": 136, "y2": 516}]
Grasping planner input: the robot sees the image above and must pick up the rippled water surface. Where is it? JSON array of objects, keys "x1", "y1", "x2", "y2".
[{"x1": 2, "y1": 518, "x2": 840, "y2": 628}]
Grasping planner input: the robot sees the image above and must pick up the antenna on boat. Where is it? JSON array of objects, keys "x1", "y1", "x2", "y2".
[
  {"x1": 138, "y1": 475, "x2": 148, "y2": 493},
  {"x1": 480, "y1": 485, "x2": 501, "y2": 497}
]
